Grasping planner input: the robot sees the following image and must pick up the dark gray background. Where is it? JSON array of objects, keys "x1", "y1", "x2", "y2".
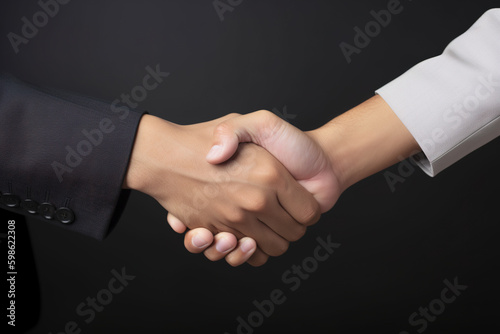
[{"x1": 1, "y1": 0, "x2": 499, "y2": 333}]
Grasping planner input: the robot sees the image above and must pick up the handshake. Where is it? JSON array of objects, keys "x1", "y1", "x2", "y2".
[{"x1": 124, "y1": 95, "x2": 420, "y2": 266}]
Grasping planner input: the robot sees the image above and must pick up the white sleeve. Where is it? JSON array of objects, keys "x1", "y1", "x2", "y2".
[{"x1": 375, "y1": 8, "x2": 500, "y2": 176}]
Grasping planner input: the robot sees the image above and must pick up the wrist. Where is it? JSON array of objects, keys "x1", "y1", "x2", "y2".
[
  {"x1": 307, "y1": 123, "x2": 352, "y2": 193},
  {"x1": 123, "y1": 115, "x2": 178, "y2": 196},
  {"x1": 308, "y1": 95, "x2": 421, "y2": 191}
]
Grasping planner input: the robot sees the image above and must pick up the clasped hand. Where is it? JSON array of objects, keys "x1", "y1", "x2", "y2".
[
  {"x1": 125, "y1": 95, "x2": 421, "y2": 266},
  {"x1": 124, "y1": 111, "x2": 341, "y2": 266}
]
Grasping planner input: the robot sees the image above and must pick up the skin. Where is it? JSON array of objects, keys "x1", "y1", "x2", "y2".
[
  {"x1": 172, "y1": 95, "x2": 421, "y2": 266},
  {"x1": 123, "y1": 114, "x2": 321, "y2": 266}
]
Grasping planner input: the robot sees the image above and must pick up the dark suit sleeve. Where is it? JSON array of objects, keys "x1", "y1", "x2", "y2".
[{"x1": 0, "y1": 74, "x2": 146, "y2": 240}]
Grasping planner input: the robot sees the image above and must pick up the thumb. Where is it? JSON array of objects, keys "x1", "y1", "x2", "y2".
[
  {"x1": 167, "y1": 212, "x2": 187, "y2": 234},
  {"x1": 205, "y1": 131, "x2": 239, "y2": 165},
  {"x1": 206, "y1": 111, "x2": 277, "y2": 164}
]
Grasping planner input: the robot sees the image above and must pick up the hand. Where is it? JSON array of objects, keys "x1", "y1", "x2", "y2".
[
  {"x1": 169, "y1": 110, "x2": 343, "y2": 265},
  {"x1": 124, "y1": 114, "x2": 321, "y2": 266},
  {"x1": 175, "y1": 95, "x2": 420, "y2": 266},
  {"x1": 205, "y1": 110, "x2": 342, "y2": 211}
]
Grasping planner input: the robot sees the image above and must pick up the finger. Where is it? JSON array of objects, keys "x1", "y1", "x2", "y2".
[
  {"x1": 246, "y1": 247, "x2": 269, "y2": 267},
  {"x1": 206, "y1": 110, "x2": 284, "y2": 164},
  {"x1": 205, "y1": 130, "x2": 240, "y2": 164},
  {"x1": 277, "y1": 174, "x2": 322, "y2": 226},
  {"x1": 184, "y1": 228, "x2": 214, "y2": 254},
  {"x1": 204, "y1": 232, "x2": 238, "y2": 261},
  {"x1": 228, "y1": 185, "x2": 305, "y2": 242},
  {"x1": 167, "y1": 212, "x2": 187, "y2": 233},
  {"x1": 230, "y1": 217, "x2": 290, "y2": 257},
  {"x1": 224, "y1": 238, "x2": 259, "y2": 267},
  {"x1": 258, "y1": 205, "x2": 307, "y2": 242}
]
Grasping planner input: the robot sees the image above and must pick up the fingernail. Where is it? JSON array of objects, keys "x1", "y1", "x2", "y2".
[
  {"x1": 192, "y1": 234, "x2": 210, "y2": 248},
  {"x1": 215, "y1": 236, "x2": 233, "y2": 253},
  {"x1": 206, "y1": 144, "x2": 222, "y2": 161},
  {"x1": 240, "y1": 239, "x2": 255, "y2": 253}
]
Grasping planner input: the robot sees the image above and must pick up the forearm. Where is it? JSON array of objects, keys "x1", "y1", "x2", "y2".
[
  {"x1": 309, "y1": 95, "x2": 420, "y2": 190},
  {"x1": 375, "y1": 9, "x2": 500, "y2": 176}
]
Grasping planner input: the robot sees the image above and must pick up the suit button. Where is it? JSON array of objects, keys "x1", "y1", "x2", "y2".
[
  {"x1": 38, "y1": 203, "x2": 56, "y2": 219},
  {"x1": 56, "y1": 207, "x2": 75, "y2": 224},
  {"x1": 1, "y1": 193, "x2": 20, "y2": 208},
  {"x1": 21, "y1": 199, "x2": 39, "y2": 214}
]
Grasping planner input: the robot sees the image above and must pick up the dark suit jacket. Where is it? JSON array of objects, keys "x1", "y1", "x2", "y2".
[{"x1": 0, "y1": 74, "x2": 145, "y2": 239}]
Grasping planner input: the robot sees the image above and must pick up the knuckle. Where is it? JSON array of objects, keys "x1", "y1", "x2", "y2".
[
  {"x1": 298, "y1": 202, "x2": 321, "y2": 226},
  {"x1": 224, "y1": 207, "x2": 246, "y2": 224},
  {"x1": 214, "y1": 121, "x2": 234, "y2": 136},
  {"x1": 243, "y1": 191, "x2": 268, "y2": 212},
  {"x1": 270, "y1": 240, "x2": 289, "y2": 257},
  {"x1": 254, "y1": 109, "x2": 284, "y2": 137},
  {"x1": 256, "y1": 166, "x2": 282, "y2": 186},
  {"x1": 226, "y1": 112, "x2": 241, "y2": 118},
  {"x1": 289, "y1": 225, "x2": 307, "y2": 242},
  {"x1": 255, "y1": 109, "x2": 274, "y2": 120}
]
